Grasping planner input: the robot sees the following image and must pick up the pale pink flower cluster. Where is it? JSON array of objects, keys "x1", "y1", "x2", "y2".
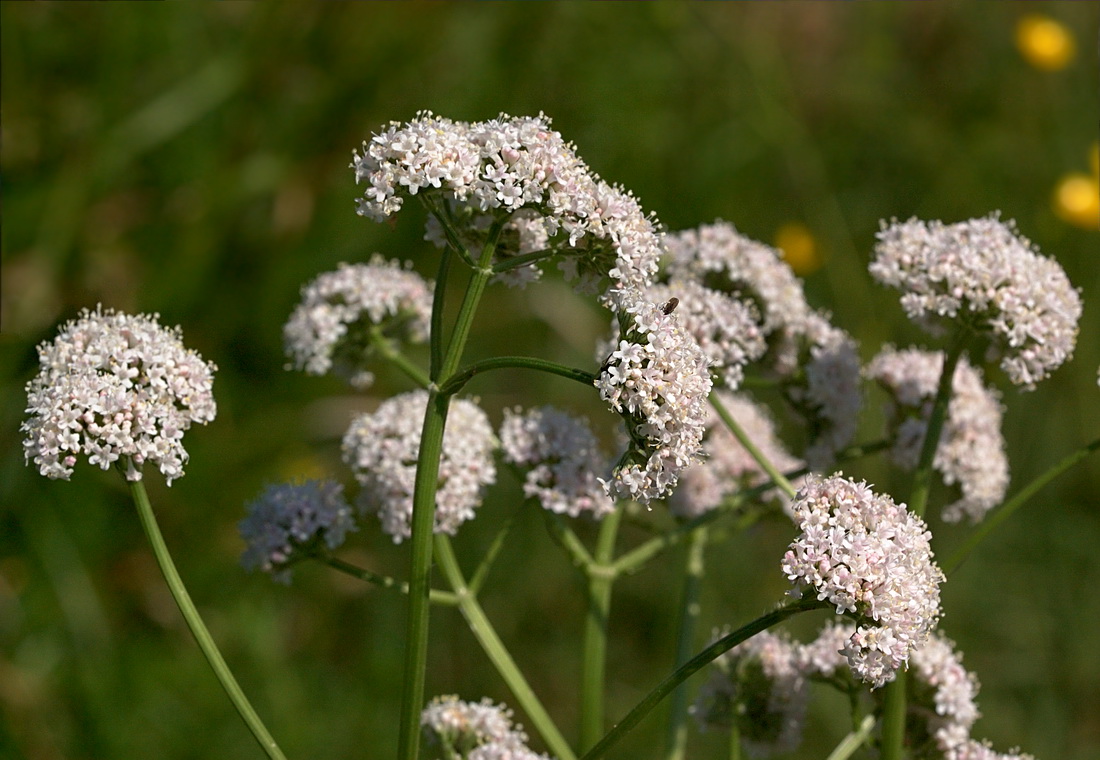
[
  {"x1": 595, "y1": 290, "x2": 713, "y2": 504},
  {"x1": 22, "y1": 306, "x2": 217, "y2": 485},
  {"x1": 870, "y1": 215, "x2": 1081, "y2": 389},
  {"x1": 910, "y1": 633, "x2": 982, "y2": 753},
  {"x1": 694, "y1": 630, "x2": 809, "y2": 757},
  {"x1": 671, "y1": 392, "x2": 803, "y2": 519},
  {"x1": 238, "y1": 480, "x2": 356, "y2": 583},
  {"x1": 421, "y1": 696, "x2": 553, "y2": 760},
  {"x1": 341, "y1": 391, "x2": 496, "y2": 543},
  {"x1": 867, "y1": 347, "x2": 1009, "y2": 523},
  {"x1": 499, "y1": 406, "x2": 614, "y2": 519},
  {"x1": 943, "y1": 739, "x2": 1036, "y2": 760},
  {"x1": 781, "y1": 475, "x2": 944, "y2": 688},
  {"x1": 283, "y1": 257, "x2": 432, "y2": 389},
  {"x1": 353, "y1": 112, "x2": 662, "y2": 295}
]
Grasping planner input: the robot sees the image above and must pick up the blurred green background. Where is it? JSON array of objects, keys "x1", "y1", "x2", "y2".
[{"x1": 2, "y1": 3, "x2": 1098, "y2": 759}]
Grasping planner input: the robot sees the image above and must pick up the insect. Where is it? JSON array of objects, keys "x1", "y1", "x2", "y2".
[{"x1": 661, "y1": 297, "x2": 679, "y2": 315}]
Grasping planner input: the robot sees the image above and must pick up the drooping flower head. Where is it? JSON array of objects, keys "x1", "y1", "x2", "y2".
[
  {"x1": 870, "y1": 215, "x2": 1081, "y2": 389},
  {"x1": 342, "y1": 391, "x2": 497, "y2": 543},
  {"x1": 867, "y1": 347, "x2": 1009, "y2": 523},
  {"x1": 781, "y1": 475, "x2": 945, "y2": 688},
  {"x1": 284, "y1": 257, "x2": 432, "y2": 389},
  {"x1": 694, "y1": 630, "x2": 809, "y2": 758},
  {"x1": 238, "y1": 480, "x2": 356, "y2": 583},
  {"x1": 22, "y1": 306, "x2": 217, "y2": 484},
  {"x1": 421, "y1": 696, "x2": 553, "y2": 760},
  {"x1": 499, "y1": 406, "x2": 614, "y2": 519},
  {"x1": 353, "y1": 112, "x2": 662, "y2": 297},
  {"x1": 595, "y1": 289, "x2": 713, "y2": 504}
]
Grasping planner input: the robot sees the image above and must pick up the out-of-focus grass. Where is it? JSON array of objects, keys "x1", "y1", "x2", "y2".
[{"x1": 2, "y1": 4, "x2": 1097, "y2": 759}]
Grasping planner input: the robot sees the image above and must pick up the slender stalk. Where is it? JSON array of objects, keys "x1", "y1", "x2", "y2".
[
  {"x1": 879, "y1": 669, "x2": 908, "y2": 760},
  {"x1": 710, "y1": 393, "x2": 796, "y2": 499},
  {"x1": 468, "y1": 511, "x2": 517, "y2": 596},
  {"x1": 944, "y1": 436, "x2": 1100, "y2": 575},
  {"x1": 128, "y1": 480, "x2": 286, "y2": 760},
  {"x1": 429, "y1": 248, "x2": 453, "y2": 381},
  {"x1": 439, "y1": 356, "x2": 597, "y2": 397},
  {"x1": 491, "y1": 247, "x2": 558, "y2": 274},
  {"x1": 369, "y1": 327, "x2": 431, "y2": 389},
  {"x1": 316, "y1": 553, "x2": 459, "y2": 605},
  {"x1": 434, "y1": 536, "x2": 577, "y2": 760},
  {"x1": 826, "y1": 715, "x2": 876, "y2": 760},
  {"x1": 665, "y1": 526, "x2": 708, "y2": 760},
  {"x1": 543, "y1": 510, "x2": 595, "y2": 571},
  {"x1": 580, "y1": 596, "x2": 828, "y2": 760},
  {"x1": 579, "y1": 509, "x2": 622, "y2": 752}
]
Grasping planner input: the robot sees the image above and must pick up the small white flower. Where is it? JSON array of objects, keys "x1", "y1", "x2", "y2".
[{"x1": 421, "y1": 696, "x2": 554, "y2": 760}]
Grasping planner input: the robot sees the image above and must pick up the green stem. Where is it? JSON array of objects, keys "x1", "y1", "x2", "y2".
[
  {"x1": 434, "y1": 536, "x2": 577, "y2": 760},
  {"x1": 468, "y1": 511, "x2": 518, "y2": 596},
  {"x1": 316, "y1": 553, "x2": 459, "y2": 605},
  {"x1": 439, "y1": 356, "x2": 597, "y2": 397},
  {"x1": 710, "y1": 393, "x2": 796, "y2": 499},
  {"x1": 826, "y1": 715, "x2": 876, "y2": 760},
  {"x1": 944, "y1": 436, "x2": 1100, "y2": 575},
  {"x1": 429, "y1": 248, "x2": 453, "y2": 381},
  {"x1": 128, "y1": 480, "x2": 287, "y2": 760},
  {"x1": 880, "y1": 669, "x2": 907, "y2": 760},
  {"x1": 580, "y1": 596, "x2": 828, "y2": 760},
  {"x1": 421, "y1": 195, "x2": 476, "y2": 269},
  {"x1": 579, "y1": 509, "x2": 622, "y2": 752},
  {"x1": 665, "y1": 526, "x2": 708, "y2": 760},
  {"x1": 491, "y1": 247, "x2": 558, "y2": 274},
  {"x1": 369, "y1": 327, "x2": 431, "y2": 389},
  {"x1": 542, "y1": 510, "x2": 596, "y2": 571}
]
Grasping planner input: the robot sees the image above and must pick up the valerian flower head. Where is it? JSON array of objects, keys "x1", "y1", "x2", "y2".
[
  {"x1": 867, "y1": 347, "x2": 1009, "y2": 523},
  {"x1": 671, "y1": 392, "x2": 803, "y2": 520},
  {"x1": 694, "y1": 630, "x2": 809, "y2": 758},
  {"x1": 499, "y1": 406, "x2": 614, "y2": 519},
  {"x1": 421, "y1": 696, "x2": 553, "y2": 760},
  {"x1": 284, "y1": 257, "x2": 432, "y2": 389},
  {"x1": 342, "y1": 391, "x2": 496, "y2": 543},
  {"x1": 238, "y1": 480, "x2": 356, "y2": 584},
  {"x1": 870, "y1": 215, "x2": 1081, "y2": 389},
  {"x1": 595, "y1": 289, "x2": 713, "y2": 504},
  {"x1": 353, "y1": 112, "x2": 662, "y2": 298},
  {"x1": 22, "y1": 306, "x2": 216, "y2": 485},
  {"x1": 909, "y1": 632, "x2": 982, "y2": 755},
  {"x1": 781, "y1": 475, "x2": 944, "y2": 688}
]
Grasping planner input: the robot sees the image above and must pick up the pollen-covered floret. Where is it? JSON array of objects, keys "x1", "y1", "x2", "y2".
[
  {"x1": 870, "y1": 214, "x2": 1081, "y2": 389},
  {"x1": 22, "y1": 306, "x2": 216, "y2": 485},
  {"x1": 283, "y1": 256, "x2": 432, "y2": 389},
  {"x1": 342, "y1": 391, "x2": 496, "y2": 543}
]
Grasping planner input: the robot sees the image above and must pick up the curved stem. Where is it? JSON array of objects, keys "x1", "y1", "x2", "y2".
[
  {"x1": 710, "y1": 393, "x2": 796, "y2": 499},
  {"x1": 369, "y1": 327, "x2": 431, "y2": 389},
  {"x1": 665, "y1": 526, "x2": 708, "y2": 760},
  {"x1": 579, "y1": 509, "x2": 622, "y2": 752},
  {"x1": 316, "y1": 553, "x2": 459, "y2": 605},
  {"x1": 439, "y1": 356, "x2": 597, "y2": 397},
  {"x1": 580, "y1": 596, "x2": 828, "y2": 760},
  {"x1": 434, "y1": 536, "x2": 577, "y2": 760},
  {"x1": 944, "y1": 436, "x2": 1100, "y2": 575},
  {"x1": 128, "y1": 480, "x2": 287, "y2": 760}
]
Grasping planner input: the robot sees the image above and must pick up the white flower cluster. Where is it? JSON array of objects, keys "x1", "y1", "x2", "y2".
[
  {"x1": 671, "y1": 392, "x2": 803, "y2": 520},
  {"x1": 341, "y1": 391, "x2": 496, "y2": 543},
  {"x1": 421, "y1": 696, "x2": 553, "y2": 760},
  {"x1": 867, "y1": 347, "x2": 1009, "y2": 523},
  {"x1": 870, "y1": 215, "x2": 1081, "y2": 389},
  {"x1": 645, "y1": 280, "x2": 766, "y2": 390},
  {"x1": 595, "y1": 290, "x2": 713, "y2": 504},
  {"x1": 499, "y1": 406, "x2": 614, "y2": 519},
  {"x1": 238, "y1": 480, "x2": 356, "y2": 583},
  {"x1": 283, "y1": 257, "x2": 432, "y2": 389},
  {"x1": 694, "y1": 630, "x2": 809, "y2": 757},
  {"x1": 781, "y1": 475, "x2": 944, "y2": 688},
  {"x1": 353, "y1": 111, "x2": 662, "y2": 295},
  {"x1": 22, "y1": 306, "x2": 217, "y2": 485}
]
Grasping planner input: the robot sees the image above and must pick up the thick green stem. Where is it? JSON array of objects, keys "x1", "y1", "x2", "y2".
[
  {"x1": 439, "y1": 356, "x2": 596, "y2": 397},
  {"x1": 879, "y1": 669, "x2": 908, "y2": 760},
  {"x1": 579, "y1": 509, "x2": 622, "y2": 752},
  {"x1": 665, "y1": 526, "x2": 708, "y2": 760},
  {"x1": 128, "y1": 480, "x2": 286, "y2": 760},
  {"x1": 429, "y1": 248, "x2": 453, "y2": 381},
  {"x1": 434, "y1": 536, "x2": 577, "y2": 760},
  {"x1": 580, "y1": 596, "x2": 828, "y2": 760},
  {"x1": 710, "y1": 393, "x2": 796, "y2": 499}
]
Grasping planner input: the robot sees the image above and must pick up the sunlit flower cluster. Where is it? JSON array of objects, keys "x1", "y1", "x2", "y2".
[
  {"x1": 421, "y1": 696, "x2": 553, "y2": 760},
  {"x1": 499, "y1": 406, "x2": 614, "y2": 519},
  {"x1": 22, "y1": 306, "x2": 217, "y2": 485},
  {"x1": 342, "y1": 391, "x2": 497, "y2": 543},
  {"x1": 671, "y1": 392, "x2": 802, "y2": 520},
  {"x1": 781, "y1": 475, "x2": 944, "y2": 688},
  {"x1": 870, "y1": 215, "x2": 1081, "y2": 389},
  {"x1": 867, "y1": 347, "x2": 1009, "y2": 523},
  {"x1": 283, "y1": 257, "x2": 432, "y2": 389},
  {"x1": 353, "y1": 111, "x2": 662, "y2": 296},
  {"x1": 595, "y1": 290, "x2": 713, "y2": 504},
  {"x1": 238, "y1": 480, "x2": 356, "y2": 583}
]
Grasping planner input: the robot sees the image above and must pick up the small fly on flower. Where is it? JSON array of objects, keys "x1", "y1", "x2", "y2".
[{"x1": 661, "y1": 297, "x2": 679, "y2": 315}]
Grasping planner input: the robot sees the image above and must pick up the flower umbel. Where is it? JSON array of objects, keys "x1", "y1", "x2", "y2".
[
  {"x1": 22, "y1": 306, "x2": 217, "y2": 484},
  {"x1": 421, "y1": 696, "x2": 553, "y2": 760}
]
